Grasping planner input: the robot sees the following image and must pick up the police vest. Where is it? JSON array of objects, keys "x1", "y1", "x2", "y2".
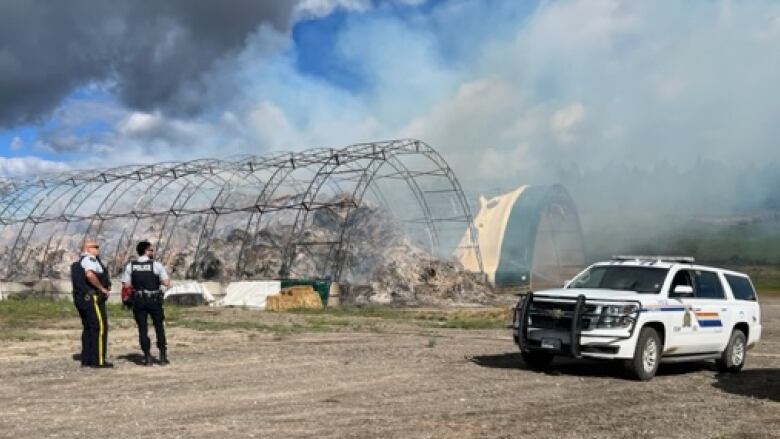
[
  {"x1": 130, "y1": 260, "x2": 161, "y2": 291},
  {"x1": 71, "y1": 256, "x2": 111, "y2": 295}
]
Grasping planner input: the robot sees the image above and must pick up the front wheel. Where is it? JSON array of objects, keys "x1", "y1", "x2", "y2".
[
  {"x1": 716, "y1": 329, "x2": 746, "y2": 373},
  {"x1": 626, "y1": 327, "x2": 661, "y2": 381},
  {"x1": 521, "y1": 350, "x2": 554, "y2": 370}
]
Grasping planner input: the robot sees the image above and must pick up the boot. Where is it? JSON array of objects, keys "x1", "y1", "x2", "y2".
[
  {"x1": 142, "y1": 350, "x2": 152, "y2": 366},
  {"x1": 159, "y1": 349, "x2": 169, "y2": 365}
]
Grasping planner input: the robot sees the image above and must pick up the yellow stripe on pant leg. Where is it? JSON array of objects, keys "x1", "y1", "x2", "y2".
[{"x1": 93, "y1": 295, "x2": 104, "y2": 366}]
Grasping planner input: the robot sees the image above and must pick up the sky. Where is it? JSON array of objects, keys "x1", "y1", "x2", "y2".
[{"x1": 0, "y1": 0, "x2": 779, "y2": 210}]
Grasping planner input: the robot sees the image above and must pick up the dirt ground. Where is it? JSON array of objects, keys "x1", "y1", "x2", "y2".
[{"x1": 0, "y1": 299, "x2": 778, "y2": 439}]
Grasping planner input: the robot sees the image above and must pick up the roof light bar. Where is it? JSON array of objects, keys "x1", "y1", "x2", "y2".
[{"x1": 611, "y1": 255, "x2": 695, "y2": 264}]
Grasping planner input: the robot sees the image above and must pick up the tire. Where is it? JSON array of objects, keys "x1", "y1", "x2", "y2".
[
  {"x1": 521, "y1": 350, "x2": 554, "y2": 370},
  {"x1": 626, "y1": 327, "x2": 661, "y2": 381},
  {"x1": 716, "y1": 329, "x2": 746, "y2": 373}
]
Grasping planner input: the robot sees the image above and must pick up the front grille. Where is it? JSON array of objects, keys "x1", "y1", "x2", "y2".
[
  {"x1": 528, "y1": 301, "x2": 573, "y2": 329},
  {"x1": 527, "y1": 301, "x2": 594, "y2": 330},
  {"x1": 529, "y1": 315, "x2": 571, "y2": 329},
  {"x1": 531, "y1": 301, "x2": 576, "y2": 313}
]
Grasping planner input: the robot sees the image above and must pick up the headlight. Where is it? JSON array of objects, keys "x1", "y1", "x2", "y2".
[
  {"x1": 596, "y1": 304, "x2": 638, "y2": 329},
  {"x1": 601, "y1": 304, "x2": 638, "y2": 316}
]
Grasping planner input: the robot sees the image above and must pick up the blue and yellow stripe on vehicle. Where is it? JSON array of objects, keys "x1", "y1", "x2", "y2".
[
  {"x1": 640, "y1": 306, "x2": 686, "y2": 313},
  {"x1": 695, "y1": 311, "x2": 722, "y2": 327}
]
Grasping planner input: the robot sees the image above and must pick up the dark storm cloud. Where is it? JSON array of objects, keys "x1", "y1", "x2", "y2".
[{"x1": 0, "y1": 0, "x2": 298, "y2": 127}]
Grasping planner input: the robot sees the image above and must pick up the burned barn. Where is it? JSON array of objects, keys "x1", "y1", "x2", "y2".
[{"x1": 0, "y1": 139, "x2": 494, "y2": 304}]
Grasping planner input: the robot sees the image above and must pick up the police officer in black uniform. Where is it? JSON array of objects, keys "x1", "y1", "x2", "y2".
[
  {"x1": 71, "y1": 239, "x2": 113, "y2": 368},
  {"x1": 121, "y1": 240, "x2": 171, "y2": 366}
]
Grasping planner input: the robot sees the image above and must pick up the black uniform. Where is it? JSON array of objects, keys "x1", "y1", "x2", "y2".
[
  {"x1": 129, "y1": 260, "x2": 167, "y2": 355},
  {"x1": 71, "y1": 255, "x2": 111, "y2": 367}
]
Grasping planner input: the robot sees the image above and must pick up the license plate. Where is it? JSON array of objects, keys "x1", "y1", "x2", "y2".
[{"x1": 541, "y1": 338, "x2": 561, "y2": 350}]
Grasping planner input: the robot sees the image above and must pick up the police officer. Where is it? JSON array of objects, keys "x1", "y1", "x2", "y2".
[
  {"x1": 71, "y1": 239, "x2": 113, "y2": 368},
  {"x1": 121, "y1": 240, "x2": 171, "y2": 366}
]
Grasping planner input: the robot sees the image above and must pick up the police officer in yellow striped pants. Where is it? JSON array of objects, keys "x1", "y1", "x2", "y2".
[{"x1": 71, "y1": 239, "x2": 113, "y2": 368}]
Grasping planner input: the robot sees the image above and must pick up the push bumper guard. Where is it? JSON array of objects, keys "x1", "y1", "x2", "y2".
[{"x1": 513, "y1": 292, "x2": 642, "y2": 359}]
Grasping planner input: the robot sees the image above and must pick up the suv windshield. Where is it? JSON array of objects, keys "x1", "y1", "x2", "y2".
[{"x1": 568, "y1": 266, "x2": 669, "y2": 294}]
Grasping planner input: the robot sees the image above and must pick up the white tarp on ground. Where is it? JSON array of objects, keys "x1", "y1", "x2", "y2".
[
  {"x1": 217, "y1": 281, "x2": 281, "y2": 309},
  {"x1": 164, "y1": 282, "x2": 216, "y2": 303}
]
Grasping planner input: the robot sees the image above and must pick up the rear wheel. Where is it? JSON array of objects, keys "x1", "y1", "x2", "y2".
[
  {"x1": 626, "y1": 327, "x2": 661, "y2": 381},
  {"x1": 521, "y1": 350, "x2": 554, "y2": 370},
  {"x1": 716, "y1": 329, "x2": 746, "y2": 373}
]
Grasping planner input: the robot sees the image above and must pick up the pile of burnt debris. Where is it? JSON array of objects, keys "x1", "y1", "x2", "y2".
[{"x1": 12, "y1": 198, "x2": 496, "y2": 306}]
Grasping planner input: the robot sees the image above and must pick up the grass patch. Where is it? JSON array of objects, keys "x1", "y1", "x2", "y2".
[
  {"x1": 0, "y1": 298, "x2": 509, "y2": 346},
  {"x1": 170, "y1": 316, "x2": 351, "y2": 337},
  {"x1": 0, "y1": 297, "x2": 154, "y2": 340},
  {"x1": 0, "y1": 296, "x2": 138, "y2": 325},
  {"x1": 0, "y1": 297, "x2": 77, "y2": 326},
  {"x1": 419, "y1": 317, "x2": 506, "y2": 330},
  {"x1": 0, "y1": 329, "x2": 46, "y2": 341},
  {"x1": 170, "y1": 318, "x2": 281, "y2": 332},
  {"x1": 288, "y1": 305, "x2": 414, "y2": 320},
  {"x1": 303, "y1": 316, "x2": 353, "y2": 327},
  {"x1": 286, "y1": 305, "x2": 510, "y2": 330}
]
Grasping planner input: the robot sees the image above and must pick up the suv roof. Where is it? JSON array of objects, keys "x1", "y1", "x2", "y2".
[{"x1": 591, "y1": 257, "x2": 751, "y2": 278}]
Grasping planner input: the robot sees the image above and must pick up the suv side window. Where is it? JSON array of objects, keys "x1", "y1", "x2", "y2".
[
  {"x1": 725, "y1": 275, "x2": 757, "y2": 301},
  {"x1": 693, "y1": 270, "x2": 726, "y2": 299},
  {"x1": 669, "y1": 269, "x2": 694, "y2": 298}
]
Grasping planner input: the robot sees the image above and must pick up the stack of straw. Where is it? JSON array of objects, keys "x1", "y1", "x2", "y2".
[{"x1": 266, "y1": 286, "x2": 323, "y2": 311}]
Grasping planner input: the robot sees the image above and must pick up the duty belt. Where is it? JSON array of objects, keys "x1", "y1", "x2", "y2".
[{"x1": 134, "y1": 289, "x2": 163, "y2": 298}]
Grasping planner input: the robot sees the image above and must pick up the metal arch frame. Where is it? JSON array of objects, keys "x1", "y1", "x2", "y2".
[
  {"x1": 90, "y1": 162, "x2": 207, "y2": 269},
  {"x1": 186, "y1": 159, "x2": 270, "y2": 279},
  {"x1": 152, "y1": 169, "x2": 227, "y2": 260},
  {"x1": 0, "y1": 139, "x2": 483, "y2": 282},
  {"x1": 105, "y1": 168, "x2": 193, "y2": 268},
  {"x1": 1, "y1": 184, "x2": 67, "y2": 278},
  {"x1": 324, "y1": 152, "x2": 442, "y2": 281},
  {"x1": 109, "y1": 160, "x2": 233, "y2": 270},
  {"x1": 39, "y1": 164, "x2": 174, "y2": 266},
  {"x1": 235, "y1": 148, "x2": 378, "y2": 279},
  {"x1": 279, "y1": 139, "x2": 483, "y2": 281},
  {"x1": 233, "y1": 153, "x2": 299, "y2": 278},
  {"x1": 3, "y1": 178, "x2": 95, "y2": 278},
  {"x1": 84, "y1": 162, "x2": 186, "y2": 239},
  {"x1": 411, "y1": 140, "x2": 483, "y2": 269},
  {"x1": 35, "y1": 166, "x2": 161, "y2": 275},
  {"x1": 323, "y1": 153, "x2": 387, "y2": 280}
]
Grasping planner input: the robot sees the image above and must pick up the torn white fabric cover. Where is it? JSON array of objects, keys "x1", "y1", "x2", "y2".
[{"x1": 218, "y1": 281, "x2": 281, "y2": 309}]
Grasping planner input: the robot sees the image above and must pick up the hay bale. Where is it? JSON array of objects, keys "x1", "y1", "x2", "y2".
[{"x1": 266, "y1": 286, "x2": 323, "y2": 311}]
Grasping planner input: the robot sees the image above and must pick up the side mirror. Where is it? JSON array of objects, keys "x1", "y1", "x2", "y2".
[
  {"x1": 672, "y1": 285, "x2": 694, "y2": 296},
  {"x1": 562, "y1": 279, "x2": 573, "y2": 288}
]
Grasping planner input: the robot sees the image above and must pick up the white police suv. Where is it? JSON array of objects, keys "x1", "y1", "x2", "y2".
[{"x1": 512, "y1": 256, "x2": 762, "y2": 380}]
